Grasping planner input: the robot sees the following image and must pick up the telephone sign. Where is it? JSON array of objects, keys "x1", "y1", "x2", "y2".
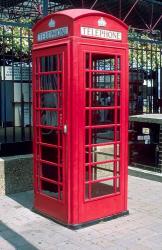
[{"x1": 80, "y1": 27, "x2": 122, "y2": 40}]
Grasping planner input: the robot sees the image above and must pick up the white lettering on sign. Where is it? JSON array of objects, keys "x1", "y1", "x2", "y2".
[
  {"x1": 37, "y1": 26, "x2": 68, "y2": 42},
  {"x1": 81, "y1": 27, "x2": 122, "y2": 41}
]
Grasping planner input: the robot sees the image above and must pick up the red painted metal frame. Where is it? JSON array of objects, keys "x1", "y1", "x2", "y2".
[
  {"x1": 32, "y1": 9, "x2": 128, "y2": 227},
  {"x1": 33, "y1": 45, "x2": 69, "y2": 223},
  {"x1": 76, "y1": 44, "x2": 128, "y2": 223}
]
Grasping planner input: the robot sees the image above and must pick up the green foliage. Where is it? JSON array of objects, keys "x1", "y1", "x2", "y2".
[
  {"x1": 129, "y1": 30, "x2": 162, "y2": 70},
  {"x1": 0, "y1": 20, "x2": 33, "y2": 58}
]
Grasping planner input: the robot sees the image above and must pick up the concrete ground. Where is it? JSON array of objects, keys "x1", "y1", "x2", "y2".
[{"x1": 0, "y1": 176, "x2": 162, "y2": 250}]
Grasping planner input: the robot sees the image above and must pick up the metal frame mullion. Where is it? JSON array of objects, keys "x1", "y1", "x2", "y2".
[
  {"x1": 11, "y1": 27, "x2": 16, "y2": 143},
  {"x1": 114, "y1": 55, "x2": 118, "y2": 193},
  {"x1": 28, "y1": 29, "x2": 32, "y2": 140},
  {"x1": 37, "y1": 56, "x2": 42, "y2": 191},
  {"x1": 155, "y1": 43, "x2": 159, "y2": 113},
  {"x1": 88, "y1": 52, "x2": 92, "y2": 199},
  {"x1": 61, "y1": 51, "x2": 65, "y2": 202},
  {"x1": 146, "y1": 43, "x2": 149, "y2": 113},
  {"x1": 160, "y1": 46, "x2": 162, "y2": 113},
  {"x1": 19, "y1": 27, "x2": 25, "y2": 142},
  {"x1": 57, "y1": 53, "x2": 61, "y2": 200},
  {"x1": 150, "y1": 43, "x2": 153, "y2": 113},
  {"x1": 2, "y1": 26, "x2": 7, "y2": 143}
]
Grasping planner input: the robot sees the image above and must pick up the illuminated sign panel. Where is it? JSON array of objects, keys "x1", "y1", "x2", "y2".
[
  {"x1": 81, "y1": 27, "x2": 122, "y2": 41},
  {"x1": 37, "y1": 26, "x2": 68, "y2": 42}
]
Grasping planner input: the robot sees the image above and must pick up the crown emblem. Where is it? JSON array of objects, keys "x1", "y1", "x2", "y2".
[
  {"x1": 98, "y1": 17, "x2": 107, "y2": 27},
  {"x1": 48, "y1": 19, "x2": 56, "y2": 28}
]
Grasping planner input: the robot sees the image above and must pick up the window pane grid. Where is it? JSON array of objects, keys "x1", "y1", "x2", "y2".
[
  {"x1": 34, "y1": 53, "x2": 64, "y2": 201},
  {"x1": 85, "y1": 53, "x2": 121, "y2": 200},
  {"x1": 85, "y1": 126, "x2": 120, "y2": 145}
]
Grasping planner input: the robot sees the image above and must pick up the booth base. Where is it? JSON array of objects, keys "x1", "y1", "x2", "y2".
[{"x1": 32, "y1": 208, "x2": 129, "y2": 230}]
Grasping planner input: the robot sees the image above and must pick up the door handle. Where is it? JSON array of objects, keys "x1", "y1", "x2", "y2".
[{"x1": 63, "y1": 124, "x2": 68, "y2": 134}]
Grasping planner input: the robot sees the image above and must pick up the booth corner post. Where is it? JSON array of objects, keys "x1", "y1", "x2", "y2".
[{"x1": 32, "y1": 8, "x2": 129, "y2": 228}]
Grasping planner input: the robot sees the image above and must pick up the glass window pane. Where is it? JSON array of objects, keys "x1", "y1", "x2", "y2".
[
  {"x1": 92, "y1": 92, "x2": 115, "y2": 107},
  {"x1": 91, "y1": 144, "x2": 115, "y2": 162},
  {"x1": 117, "y1": 144, "x2": 120, "y2": 157},
  {"x1": 117, "y1": 161, "x2": 120, "y2": 175},
  {"x1": 60, "y1": 168, "x2": 63, "y2": 182},
  {"x1": 85, "y1": 166, "x2": 89, "y2": 181},
  {"x1": 40, "y1": 93, "x2": 58, "y2": 108},
  {"x1": 117, "y1": 91, "x2": 120, "y2": 106},
  {"x1": 85, "y1": 146, "x2": 120, "y2": 159},
  {"x1": 86, "y1": 72, "x2": 90, "y2": 88},
  {"x1": 86, "y1": 127, "x2": 120, "y2": 145},
  {"x1": 40, "y1": 55, "x2": 57, "y2": 72},
  {"x1": 91, "y1": 180, "x2": 114, "y2": 198},
  {"x1": 85, "y1": 184, "x2": 90, "y2": 199},
  {"x1": 86, "y1": 109, "x2": 115, "y2": 125},
  {"x1": 42, "y1": 164, "x2": 58, "y2": 181},
  {"x1": 117, "y1": 56, "x2": 120, "y2": 70},
  {"x1": 117, "y1": 178, "x2": 120, "y2": 192},
  {"x1": 41, "y1": 181, "x2": 59, "y2": 199},
  {"x1": 86, "y1": 91, "x2": 90, "y2": 107},
  {"x1": 59, "y1": 74, "x2": 62, "y2": 89},
  {"x1": 41, "y1": 111, "x2": 58, "y2": 126},
  {"x1": 117, "y1": 109, "x2": 120, "y2": 123},
  {"x1": 92, "y1": 73, "x2": 115, "y2": 88},
  {"x1": 92, "y1": 54, "x2": 115, "y2": 71},
  {"x1": 92, "y1": 127, "x2": 116, "y2": 144},
  {"x1": 41, "y1": 146, "x2": 58, "y2": 163},
  {"x1": 117, "y1": 74, "x2": 120, "y2": 88},
  {"x1": 86, "y1": 53, "x2": 90, "y2": 69},
  {"x1": 41, "y1": 128, "x2": 59, "y2": 145},
  {"x1": 59, "y1": 54, "x2": 62, "y2": 71},
  {"x1": 40, "y1": 75, "x2": 58, "y2": 90},
  {"x1": 91, "y1": 162, "x2": 115, "y2": 180}
]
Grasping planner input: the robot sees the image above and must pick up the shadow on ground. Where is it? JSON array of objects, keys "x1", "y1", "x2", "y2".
[
  {"x1": 0, "y1": 221, "x2": 38, "y2": 249},
  {"x1": 7, "y1": 190, "x2": 34, "y2": 210}
]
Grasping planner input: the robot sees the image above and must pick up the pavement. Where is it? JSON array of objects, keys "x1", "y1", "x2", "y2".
[{"x1": 0, "y1": 175, "x2": 162, "y2": 250}]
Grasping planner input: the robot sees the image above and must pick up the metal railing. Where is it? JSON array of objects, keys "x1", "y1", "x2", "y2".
[
  {"x1": 0, "y1": 24, "x2": 32, "y2": 156},
  {"x1": 129, "y1": 35, "x2": 162, "y2": 115},
  {"x1": 129, "y1": 32, "x2": 162, "y2": 172}
]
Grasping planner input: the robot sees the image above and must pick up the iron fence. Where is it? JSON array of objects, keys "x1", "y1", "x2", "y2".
[
  {"x1": 129, "y1": 33, "x2": 162, "y2": 172},
  {"x1": 129, "y1": 35, "x2": 162, "y2": 115},
  {"x1": 0, "y1": 24, "x2": 32, "y2": 156}
]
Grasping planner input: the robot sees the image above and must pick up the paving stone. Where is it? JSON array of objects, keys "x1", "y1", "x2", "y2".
[{"x1": 0, "y1": 176, "x2": 162, "y2": 249}]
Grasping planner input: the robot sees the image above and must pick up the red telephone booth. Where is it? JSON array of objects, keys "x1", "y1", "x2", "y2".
[{"x1": 32, "y1": 9, "x2": 129, "y2": 228}]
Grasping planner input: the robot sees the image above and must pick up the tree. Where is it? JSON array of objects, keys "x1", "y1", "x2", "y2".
[{"x1": 0, "y1": 21, "x2": 32, "y2": 64}]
